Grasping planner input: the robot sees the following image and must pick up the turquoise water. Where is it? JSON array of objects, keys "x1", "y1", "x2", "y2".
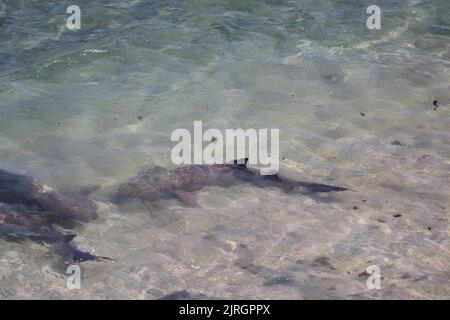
[{"x1": 0, "y1": 0, "x2": 449, "y2": 299}]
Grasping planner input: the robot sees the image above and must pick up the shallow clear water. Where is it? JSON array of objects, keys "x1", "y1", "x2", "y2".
[{"x1": 0, "y1": 0, "x2": 449, "y2": 299}]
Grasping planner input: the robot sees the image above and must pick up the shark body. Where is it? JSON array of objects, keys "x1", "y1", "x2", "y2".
[
  {"x1": 0, "y1": 169, "x2": 97, "y2": 222},
  {"x1": 117, "y1": 160, "x2": 349, "y2": 206},
  {"x1": 0, "y1": 169, "x2": 108, "y2": 263}
]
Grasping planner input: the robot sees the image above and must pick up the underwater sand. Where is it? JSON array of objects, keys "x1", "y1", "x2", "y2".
[{"x1": 0, "y1": 0, "x2": 449, "y2": 299}]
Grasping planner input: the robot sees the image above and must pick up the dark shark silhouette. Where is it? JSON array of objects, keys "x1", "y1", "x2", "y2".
[
  {"x1": 0, "y1": 169, "x2": 110, "y2": 264},
  {"x1": 0, "y1": 169, "x2": 97, "y2": 222},
  {"x1": 116, "y1": 159, "x2": 350, "y2": 206}
]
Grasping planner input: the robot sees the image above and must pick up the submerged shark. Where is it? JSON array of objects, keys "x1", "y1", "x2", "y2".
[
  {"x1": 0, "y1": 169, "x2": 97, "y2": 222},
  {"x1": 0, "y1": 169, "x2": 109, "y2": 264},
  {"x1": 116, "y1": 159, "x2": 350, "y2": 206}
]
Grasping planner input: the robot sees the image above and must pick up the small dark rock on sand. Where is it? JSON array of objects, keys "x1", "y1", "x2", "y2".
[
  {"x1": 391, "y1": 140, "x2": 405, "y2": 146},
  {"x1": 324, "y1": 74, "x2": 339, "y2": 83},
  {"x1": 358, "y1": 271, "x2": 369, "y2": 277},
  {"x1": 235, "y1": 259, "x2": 265, "y2": 275},
  {"x1": 263, "y1": 276, "x2": 296, "y2": 287},
  {"x1": 159, "y1": 290, "x2": 191, "y2": 300},
  {"x1": 433, "y1": 100, "x2": 439, "y2": 111},
  {"x1": 159, "y1": 290, "x2": 207, "y2": 300},
  {"x1": 311, "y1": 257, "x2": 337, "y2": 270}
]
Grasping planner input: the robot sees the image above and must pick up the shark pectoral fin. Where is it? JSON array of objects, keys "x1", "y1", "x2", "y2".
[
  {"x1": 60, "y1": 235, "x2": 114, "y2": 263},
  {"x1": 295, "y1": 182, "x2": 349, "y2": 194},
  {"x1": 65, "y1": 244, "x2": 115, "y2": 263},
  {"x1": 173, "y1": 190, "x2": 198, "y2": 207}
]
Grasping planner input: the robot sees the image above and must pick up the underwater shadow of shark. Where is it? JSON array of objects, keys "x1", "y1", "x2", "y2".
[{"x1": 116, "y1": 159, "x2": 351, "y2": 207}]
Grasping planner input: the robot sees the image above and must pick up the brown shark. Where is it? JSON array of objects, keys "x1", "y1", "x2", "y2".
[
  {"x1": 0, "y1": 169, "x2": 110, "y2": 264},
  {"x1": 116, "y1": 159, "x2": 349, "y2": 206},
  {"x1": 0, "y1": 169, "x2": 97, "y2": 222}
]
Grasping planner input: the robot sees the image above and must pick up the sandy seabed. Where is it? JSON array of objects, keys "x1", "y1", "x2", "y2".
[{"x1": 0, "y1": 0, "x2": 449, "y2": 299}]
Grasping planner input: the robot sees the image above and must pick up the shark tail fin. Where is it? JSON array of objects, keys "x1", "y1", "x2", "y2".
[
  {"x1": 294, "y1": 182, "x2": 350, "y2": 194},
  {"x1": 61, "y1": 235, "x2": 115, "y2": 263}
]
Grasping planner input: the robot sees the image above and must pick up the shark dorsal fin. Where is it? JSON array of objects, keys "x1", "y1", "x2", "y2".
[
  {"x1": 64, "y1": 234, "x2": 77, "y2": 243},
  {"x1": 232, "y1": 158, "x2": 248, "y2": 167}
]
